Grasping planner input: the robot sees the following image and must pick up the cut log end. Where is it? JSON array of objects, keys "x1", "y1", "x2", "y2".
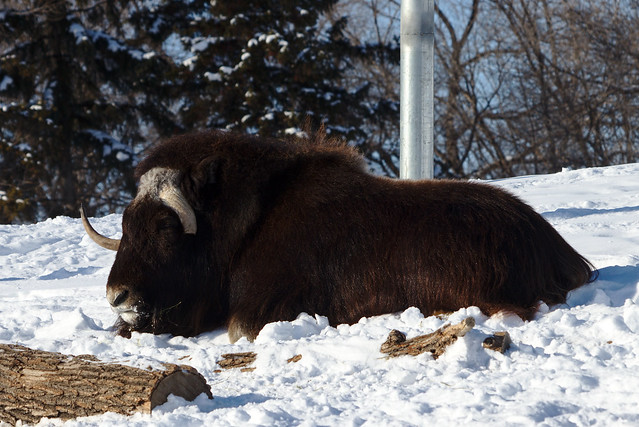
[{"x1": 150, "y1": 364, "x2": 213, "y2": 409}]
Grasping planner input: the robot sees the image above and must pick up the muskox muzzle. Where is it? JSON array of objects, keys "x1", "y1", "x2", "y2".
[{"x1": 106, "y1": 286, "x2": 141, "y2": 325}]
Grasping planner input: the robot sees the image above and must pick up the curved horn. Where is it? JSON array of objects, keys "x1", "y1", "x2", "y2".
[
  {"x1": 80, "y1": 204, "x2": 121, "y2": 251},
  {"x1": 158, "y1": 186, "x2": 197, "y2": 235}
]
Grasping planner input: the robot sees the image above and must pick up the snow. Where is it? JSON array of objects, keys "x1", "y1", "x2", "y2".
[
  {"x1": 0, "y1": 75, "x2": 13, "y2": 91},
  {"x1": 191, "y1": 37, "x2": 221, "y2": 53},
  {"x1": 260, "y1": 33, "x2": 281, "y2": 44},
  {"x1": 83, "y1": 130, "x2": 132, "y2": 162},
  {"x1": 219, "y1": 66, "x2": 234, "y2": 75},
  {"x1": 204, "y1": 72, "x2": 222, "y2": 82},
  {"x1": 2, "y1": 163, "x2": 639, "y2": 425},
  {"x1": 68, "y1": 23, "x2": 149, "y2": 61}
]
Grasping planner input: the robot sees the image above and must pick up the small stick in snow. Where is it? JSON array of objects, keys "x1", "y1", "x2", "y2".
[
  {"x1": 380, "y1": 317, "x2": 475, "y2": 359},
  {"x1": 287, "y1": 354, "x2": 302, "y2": 363}
]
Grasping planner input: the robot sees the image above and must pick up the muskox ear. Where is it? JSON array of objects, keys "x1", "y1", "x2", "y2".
[{"x1": 181, "y1": 157, "x2": 220, "y2": 210}]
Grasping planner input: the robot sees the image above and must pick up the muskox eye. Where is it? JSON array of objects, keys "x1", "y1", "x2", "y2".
[{"x1": 156, "y1": 216, "x2": 181, "y2": 233}]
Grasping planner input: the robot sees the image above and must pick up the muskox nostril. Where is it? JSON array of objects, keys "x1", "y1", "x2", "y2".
[{"x1": 112, "y1": 290, "x2": 129, "y2": 307}]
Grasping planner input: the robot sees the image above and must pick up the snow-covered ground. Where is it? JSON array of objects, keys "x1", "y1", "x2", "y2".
[{"x1": 1, "y1": 163, "x2": 639, "y2": 426}]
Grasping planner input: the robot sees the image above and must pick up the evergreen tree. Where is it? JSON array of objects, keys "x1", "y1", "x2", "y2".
[
  {"x1": 179, "y1": 1, "x2": 378, "y2": 146},
  {"x1": 0, "y1": 0, "x2": 399, "y2": 223},
  {"x1": 0, "y1": 0, "x2": 183, "y2": 223}
]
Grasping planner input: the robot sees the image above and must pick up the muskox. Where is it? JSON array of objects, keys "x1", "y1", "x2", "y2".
[{"x1": 82, "y1": 130, "x2": 596, "y2": 342}]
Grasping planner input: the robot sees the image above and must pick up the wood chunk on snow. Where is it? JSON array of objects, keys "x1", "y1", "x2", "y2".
[
  {"x1": 482, "y1": 331, "x2": 512, "y2": 353},
  {"x1": 217, "y1": 352, "x2": 257, "y2": 370},
  {"x1": 380, "y1": 317, "x2": 475, "y2": 359}
]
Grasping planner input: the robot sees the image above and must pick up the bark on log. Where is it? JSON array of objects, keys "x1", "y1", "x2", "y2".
[
  {"x1": 0, "y1": 344, "x2": 212, "y2": 425},
  {"x1": 380, "y1": 317, "x2": 475, "y2": 359}
]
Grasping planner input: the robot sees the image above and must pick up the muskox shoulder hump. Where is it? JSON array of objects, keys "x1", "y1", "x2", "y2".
[
  {"x1": 136, "y1": 129, "x2": 367, "y2": 180},
  {"x1": 135, "y1": 130, "x2": 230, "y2": 179}
]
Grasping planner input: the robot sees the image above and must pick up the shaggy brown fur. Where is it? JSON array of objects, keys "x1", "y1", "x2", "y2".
[{"x1": 102, "y1": 130, "x2": 596, "y2": 341}]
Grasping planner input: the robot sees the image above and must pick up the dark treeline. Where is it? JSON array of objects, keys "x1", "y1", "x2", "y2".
[
  {"x1": 0, "y1": 0, "x2": 398, "y2": 222},
  {"x1": 1, "y1": 0, "x2": 638, "y2": 223}
]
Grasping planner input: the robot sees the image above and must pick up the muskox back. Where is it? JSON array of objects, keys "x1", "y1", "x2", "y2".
[{"x1": 87, "y1": 130, "x2": 596, "y2": 342}]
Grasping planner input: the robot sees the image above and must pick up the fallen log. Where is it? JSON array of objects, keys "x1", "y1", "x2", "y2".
[
  {"x1": 0, "y1": 344, "x2": 212, "y2": 425},
  {"x1": 380, "y1": 317, "x2": 475, "y2": 359}
]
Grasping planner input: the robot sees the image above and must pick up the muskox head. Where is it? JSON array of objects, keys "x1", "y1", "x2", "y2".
[{"x1": 82, "y1": 164, "x2": 223, "y2": 338}]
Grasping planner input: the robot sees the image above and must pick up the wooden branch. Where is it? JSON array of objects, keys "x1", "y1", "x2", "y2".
[
  {"x1": 380, "y1": 317, "x2": 475, "y2": 359},
  {"x1": 0, "y1": 344, "x2": 212, "y2": 425},
  {"x1": 215, "y1": 352, "x2": 302, "y2": 373},
  {"x1": 217, "y1": 352, "x2": 257, "y2": 372}
]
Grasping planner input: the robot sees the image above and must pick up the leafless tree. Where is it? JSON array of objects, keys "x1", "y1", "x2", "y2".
[{"x1": 332, "y1": 0, "x2": 639, "y2": 178}]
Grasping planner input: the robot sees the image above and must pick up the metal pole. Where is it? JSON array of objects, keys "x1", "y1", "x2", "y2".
[{"x1": 400, "y1": 0, "x2": 434, "y2": 180}]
